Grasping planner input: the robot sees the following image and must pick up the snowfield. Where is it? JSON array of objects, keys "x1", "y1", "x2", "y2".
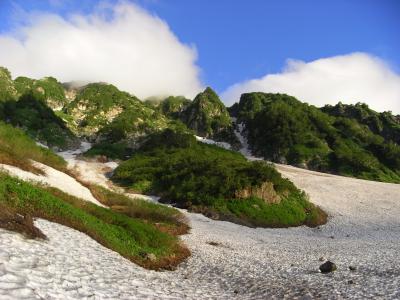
[{"x1": 0, "y1": 141, "x2": 400, "y2": 299}]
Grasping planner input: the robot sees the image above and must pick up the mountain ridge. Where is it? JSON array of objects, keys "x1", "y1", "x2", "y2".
[{"x1": 0, "y1": 66, "x2": 399, "y2": 183}]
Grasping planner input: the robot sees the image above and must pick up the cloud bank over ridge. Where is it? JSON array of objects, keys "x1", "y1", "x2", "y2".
[
  {"x1": 0, "y1": 2, "x2": 203, "y2": 99},
  {"x1": 222, "y1": 53, "x2": 400, "y2": 114}
]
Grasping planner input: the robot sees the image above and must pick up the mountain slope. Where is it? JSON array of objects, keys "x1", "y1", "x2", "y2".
[
  {"x1": 0, "y1": 67, "x2": 17, "y2": 102},
  {"x1": 322, "y1": 101, "x2": 400, "y2": 144},
  {"x1": 231, "y1": 92, "x2": 400, "y2": 183},
  {"x1": 14, "y1": 76, "x2": 67, "y2": 110}
]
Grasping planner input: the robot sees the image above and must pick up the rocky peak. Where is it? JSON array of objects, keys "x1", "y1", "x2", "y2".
[{"x1": 181, "y1": 87, "x2": 232, "y2": 138}]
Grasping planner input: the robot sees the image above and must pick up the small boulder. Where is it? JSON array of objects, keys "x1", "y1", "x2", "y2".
[
  {"x1": 319, "y1": 261, "x2": 337, "y2": 273},
  {"x1": 348, "y1": 280, "x2": 355, "y2": 284},
  {"x1": 319, "y1": 257, "x2": 325, "y2": 261},
  {"x1": 349, "y1": 266, "x2": 356, "y2": 271}
]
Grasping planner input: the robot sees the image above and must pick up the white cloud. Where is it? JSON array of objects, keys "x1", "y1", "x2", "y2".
[
  {"x1": 222, "y1": 53, "x2": 400, "y2": 114},
  {"x1": 0, "y1": 1, "x2": 203, "y2": 99}
]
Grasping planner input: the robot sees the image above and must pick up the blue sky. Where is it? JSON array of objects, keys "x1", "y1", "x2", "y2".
[
  {"x1": 1, "y1": 0, "x2": 399, "y2": 91},
  {"x1": 0, "y1": 0, "x2": 399, "y2": 112}
]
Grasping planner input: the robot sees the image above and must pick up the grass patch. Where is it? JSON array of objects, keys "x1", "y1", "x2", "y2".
[
  {"x1": 0, "y1": 122, "x2": 67, "y2": 174},
  {"x1": 0, "y1": 172, "x2": 190, "y2": 270},
  {"x1": 192, "y1": 192, "x2": 327, "y2": 228},
  {"x1": 86, "y1": 184, "x2": 190, "y2": 236}
]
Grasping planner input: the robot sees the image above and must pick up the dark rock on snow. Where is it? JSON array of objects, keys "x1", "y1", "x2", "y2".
[{"x1": 319, "y1": 261, "x2": 337, "y2": 273}]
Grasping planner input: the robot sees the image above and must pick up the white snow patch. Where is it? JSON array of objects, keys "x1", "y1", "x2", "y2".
[
  {"x1": 35, "y1": 141, "x2": 49, "y2": 149},
  {"x1": 0, "y1": 162, "x2": 105, "y2": 207},
  {"x1": 58, "y1": 142, "x2": 158, "y2": 203},
  {"x1": 195, "y1": 135, "x2": 231, "y2": 150},
  {"x1": 232, "y1": 118, "x2": 263, "y2": 160}
]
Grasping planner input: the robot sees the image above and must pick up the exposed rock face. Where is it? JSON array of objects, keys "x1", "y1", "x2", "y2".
[
  {"x1": 235, "y1": 181, "x2": 281, "y2": 204},
  {"x1": 65, "y1": 83, "x2": 137, "y2": 137},
  {"x1": 65, "y1": 88, "x2": 77, "y2": 102}
]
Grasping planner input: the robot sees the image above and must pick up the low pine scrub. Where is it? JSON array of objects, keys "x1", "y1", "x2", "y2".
[{"x1": 113, "y1": 129, "x2": 326, "y2": 228}]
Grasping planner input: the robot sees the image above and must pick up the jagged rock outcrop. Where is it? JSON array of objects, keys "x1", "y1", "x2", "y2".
[
  {"x1": 181, "y1": 87, "x2": 232, "y2": 138},
  {"x1": 235, "y1": 181, "x2": 281, "y2": 204},
  {"x1": 65, "y1": 83, "x2": 142, "y2": 137}
]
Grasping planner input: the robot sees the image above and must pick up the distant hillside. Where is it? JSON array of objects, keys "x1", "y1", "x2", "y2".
[
  {"x1": 231, "y1": 93, "x2": 400, "y2": 183},
  {"x1": 1, "y1": 66, "x2": 399, "y2": 184},
  {"x1": 155, "y1": 88, "x2": 240, "y2": 148},
  {"x1": 322, "y1": 102, "x2": 400, "y2": 144}
]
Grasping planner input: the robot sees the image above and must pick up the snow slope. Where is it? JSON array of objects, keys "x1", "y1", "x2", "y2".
[{"x1": 0, "y1": 141, "x2": 399, "y2": 299}]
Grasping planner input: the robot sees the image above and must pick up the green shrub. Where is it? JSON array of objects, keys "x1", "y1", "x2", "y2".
[
  {"x1": 232, "y1": 93, "x2": 400, "y2": 183},
  {"x1": 113, "y1": 130, "x2": 326, "y2": 228},
  {"x1": 1, "y1": 92, "x2": 78, "y2": 149}
]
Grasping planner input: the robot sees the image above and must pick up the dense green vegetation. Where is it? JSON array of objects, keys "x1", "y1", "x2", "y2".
[
  {"x1": 84, "y1": 141, "x2": 132, "y2": 159},
  {"x1": 2, "y1": 66, "x2": 398, "y2": 186},
  {"x1": 113, "y1": 129, "x2": 326, "y2": 228},
  {"x1": 0, "y1": 122, "x2": 67, "y2": 173},
  {"x1": 322, "y1": 102, "x2": 400, "y2": 144},
  {"x1": 14, "y1": 76, "x2": 67, "y2": 109},
  {"x1": 0, "y1": 92, "x2": 79, "y2": 150},
  {"x1": 98, "y1": 104, "x2": 170, "y2": 142},
  {"x1": 177, "y1": 87, "x2": 240, "y2": 147},
  {"x1": 231, "y1": 93, "x2": 400, "y2": 183},
  {"x1": 0, "y1": 173, "x2": 189, "y2": 269},
  {"x1": 0, "y1": 67, "x2": 17, "y2": 102},
  {"x1": 159, "y1": 96, "x2": 191, "y2": 118}
]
